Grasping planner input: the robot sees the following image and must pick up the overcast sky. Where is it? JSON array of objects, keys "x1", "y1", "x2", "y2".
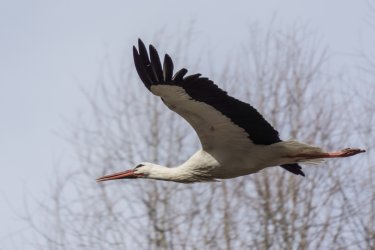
[{"x1": 0, "y1": 0, "x2": 371, "y2": 248}]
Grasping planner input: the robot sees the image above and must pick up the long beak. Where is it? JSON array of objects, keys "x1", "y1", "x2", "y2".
[{"x1": 96, "y1": 169, "x2": 139, "y2": 182}]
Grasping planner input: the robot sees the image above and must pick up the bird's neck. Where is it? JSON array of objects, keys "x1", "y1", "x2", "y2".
[
  {"x1": 147, "y1": 150, "x2": 218, "y2": 183},
  {"x1": 146, "y1": 166, "x2": 189, "y2": 183},
  {"x1": 148, "y1": 165, "x2": 213, "y2": 183}
]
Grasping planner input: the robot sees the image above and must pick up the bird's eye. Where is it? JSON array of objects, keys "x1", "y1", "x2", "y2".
[{"x1": 135, "y1": 164, "x2": 144, "y2": 169}]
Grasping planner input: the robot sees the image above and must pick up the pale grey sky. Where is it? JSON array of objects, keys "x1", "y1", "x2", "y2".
[{"x1": 0, "y1": 0, "x2": 370, "y2": 248}]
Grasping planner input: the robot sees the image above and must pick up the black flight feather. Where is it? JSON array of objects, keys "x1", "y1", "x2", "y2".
[
  {"x1": 133, "y1": 47, "x2": 152, "y2": 89},
  {"x1": 163, "y1": 54, "x2": 174, "y2": 82},
  {"x1": 173, "y1": 68, "x2": 188, "y2": 81},
  {"x1": 149, "y1": 45, "x2": 163, "y2": 82}
]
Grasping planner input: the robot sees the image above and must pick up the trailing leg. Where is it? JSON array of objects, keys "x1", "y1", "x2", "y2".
[{"x1": 292, "y1": 148, "x2": 366, "y2": 159}]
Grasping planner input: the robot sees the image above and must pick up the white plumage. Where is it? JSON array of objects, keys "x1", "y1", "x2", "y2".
[{"x1": 97, "y1": 39, "x2": 365, "y2": 183}]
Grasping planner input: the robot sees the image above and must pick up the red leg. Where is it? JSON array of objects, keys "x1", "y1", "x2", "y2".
[{"x1": 293, "y1": 148, "x2": 366, "y2": 159}]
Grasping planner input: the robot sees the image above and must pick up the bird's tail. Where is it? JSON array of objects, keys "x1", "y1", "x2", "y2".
[{"x1": 278, "y1": 140, "x2": 326, "y2": 165}]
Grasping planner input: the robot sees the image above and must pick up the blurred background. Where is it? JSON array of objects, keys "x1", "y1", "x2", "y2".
[{"x1": 1, "y1": 0, "x2": 374, "y2": 249}]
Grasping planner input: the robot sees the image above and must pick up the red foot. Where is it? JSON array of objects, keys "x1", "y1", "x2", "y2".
[
  {"x1": 332, "y1": 148, "x2": 366, "y2": 157},
  {"x1": 290, "y1": 148, "x2": 366, "y2": 159}
]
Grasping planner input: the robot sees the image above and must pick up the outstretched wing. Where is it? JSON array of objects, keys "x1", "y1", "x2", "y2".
[{"x1": 132, "y1": 39, "x2": 304, "y2": 176}]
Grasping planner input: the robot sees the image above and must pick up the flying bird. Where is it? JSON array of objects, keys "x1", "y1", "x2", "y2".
[{"x1": 97, "y1": 39, "x2": 365, "y2": 183}]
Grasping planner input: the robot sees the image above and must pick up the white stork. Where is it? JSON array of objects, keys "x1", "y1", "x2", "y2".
[{"x1": 97, "y1": 39, "x2": 365, "y2": 183}]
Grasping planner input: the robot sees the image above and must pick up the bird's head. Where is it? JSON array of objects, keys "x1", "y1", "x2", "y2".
[
  {"x1": 96, "y1": 163, "x2": 156, "y2": 182},
  {"x1": 97, "y1": 162, "x2": 202, "y2": 183}
]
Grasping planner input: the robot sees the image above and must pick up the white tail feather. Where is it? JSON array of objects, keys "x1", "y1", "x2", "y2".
[
  {"x1": 277, "y1": 140, "x2": 326, "y2": 165},
  {"x1": 300, "y1": 158, "x2": 325, "y2": 165}
]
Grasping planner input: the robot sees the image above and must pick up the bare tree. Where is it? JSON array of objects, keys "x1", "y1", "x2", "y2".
[
  {"x1": 24, "y1": 23, "x2": 371, "y2": 250},
  {"x1": 340, "y1": 1, "x2": 375, "y2": 248}
]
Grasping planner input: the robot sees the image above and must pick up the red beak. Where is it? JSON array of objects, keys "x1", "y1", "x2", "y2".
[{"x1": 96, "y1": 169, "x2": 139, "y2": 182}]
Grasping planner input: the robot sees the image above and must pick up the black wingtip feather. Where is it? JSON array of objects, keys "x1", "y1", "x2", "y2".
[
  {"x1": 137, "y1": 39, "x2": 158, "y2": 83},
  {"x1": 133, "y1": 46, "x2": 153, "y2": 89},
  {"x1": 163, "y1": 54, "x2": 174, "y2": 82},
  {"x1": 183, "y1": 73, "x2": 202, "y2": 82},
  {"x1": 137, "y1": 39, "x2": 148, "y2": 60},
  {"x1": 173, "y1": 68, "x2": 188, "y2": 81},
  {"x1": 149, "y1": 45, "x2": 163, "y2": 82},
  {"x1": 280, "y1": 164, "x2": 305, "y2": 177}
]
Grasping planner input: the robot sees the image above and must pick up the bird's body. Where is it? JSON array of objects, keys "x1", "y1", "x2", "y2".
[
  {"x1": 129, "y1": 141, "x2": 327, "y2": 183},
  {"x1": 97, "y1": 39, "x2": 365, "y2": 183}
]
